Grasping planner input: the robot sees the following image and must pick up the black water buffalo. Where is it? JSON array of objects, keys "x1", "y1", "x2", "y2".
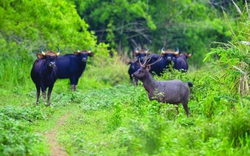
[
  {"x1": 134, "y1": 48, "x2": 149, "y2": 62},
  {"x1": 31, "y1": 46, "x2": 60, "y2": 106},
  {"x1": 147, "y1": 48, "x2": 179, "y2": 76},
  {"x1": 56, "y1": 49, "x2": 94, "y2": 91},
  {"x1": 127, "y1": 48, "x2": 149, "y2": 85},
  {"x1": 174, "y1": 52, "x2": 192, "y2": 72},
  {"x1": 127, "y1": 60, "x2": 140, "y2": 85}
]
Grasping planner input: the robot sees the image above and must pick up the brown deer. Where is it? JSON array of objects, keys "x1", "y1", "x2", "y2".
[{"x1": 132, "y1": 57, "x2": 193, "y2": 117}]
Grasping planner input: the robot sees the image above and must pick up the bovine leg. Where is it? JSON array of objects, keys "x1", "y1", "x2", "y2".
[
  {"x1": 47, "y1": 86, "x2": 54, "y2": 106},
  {"x1": 47, "y1": 91, "x2": 51, "y2": 106},
  {"x1": 71, "y1": 77, "x2": 78, "y2": 91},
  {"x1": 35, "y1": 85, "x2": 40, "y2": 104},
  {"x1": 71, "y1": 85, "x2": 76, "y2": 91},
  {"x1": 40, "y1": 83, "x2": 46, "y2": 102},
  {"x1": 42, "y1": 92, "x2": 46, "y2": 102}
]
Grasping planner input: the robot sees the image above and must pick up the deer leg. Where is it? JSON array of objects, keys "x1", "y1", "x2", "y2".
[
  {"x1": 158, "y1": 103, "x2": 163, "y2": 114},
  {"x1": 182, "y1": 101, "x2": 190, "y2": 117},
  {"x1": 175, "y1": 105, "x2": 179, "y2": 115}
]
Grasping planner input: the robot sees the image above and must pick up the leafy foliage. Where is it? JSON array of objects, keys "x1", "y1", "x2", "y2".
[
  {"x1": 0, "y1": 0, "x2": 96, "y2": 48},
  {"x1": 0, "y1": 106, "x2": 52, "y2": 156}
]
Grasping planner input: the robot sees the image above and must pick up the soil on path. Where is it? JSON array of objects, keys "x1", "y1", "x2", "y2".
[{"x1": 45, "y1": 114, "x2": 68, "y2": 156}]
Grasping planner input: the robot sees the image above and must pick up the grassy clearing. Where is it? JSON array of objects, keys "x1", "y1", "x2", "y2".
[
  {"x1": 1, "y1": 77, "x2": 250, "y2": 155},
  {"x1": 0, "y1": 46, "x2": 249, "y2": 155},
  {"x1": 54, "y1": 83, "x2": 250, "y2": 156}
]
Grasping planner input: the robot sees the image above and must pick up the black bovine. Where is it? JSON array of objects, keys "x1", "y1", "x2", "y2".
[
  {"x1": 31, "y1": 46, "x2": 60, "y2": 105},
  {"x1": 56, "y1": 50, "x2": 94, "y2": 91}
]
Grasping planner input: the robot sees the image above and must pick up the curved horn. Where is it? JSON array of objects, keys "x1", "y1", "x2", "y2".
[
  {"x1": 174, "y1": 52, "x2": 179, "y2": 55},
  {"x1": 146, "y1": 47, "x2": 149, "y2": 53},
  {"x1": 56, "y1": 46, "x2": 61, "y2": 53},
  {"x1": 76, "y1": 48, "x2": 80, "y2": 53},
  {"x1": 176, "y1": 47, "x2": 179, "y2": 52},
  {"x1": 174, "y1": 49, "x2": 179, "y2": 55},
  {"x1": 56, "y1": 46, "x2": 61, "y2": 56},
  {"x1": 187, "y1": 52, "x2": 193, "y2": 57},
  {"x1": 40, "y1": 46, "x2": 45, "y2": 55},
  {"x1": 135, "y1": 47, "x2": 139, "y2": 53},
  {"x1": 40, "y1": 46, "x2": 44, "y2": 52},
  {"x1": 88, "y1": 47, "x2": 92, "y2": 53},
  {"x1": 161, "y1": 47, "x2": 165, "y2": 54}
]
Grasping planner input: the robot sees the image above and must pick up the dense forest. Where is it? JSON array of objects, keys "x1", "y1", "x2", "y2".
[{"x1": 0, "y1": 0, "x2": 249, "y2": 156}]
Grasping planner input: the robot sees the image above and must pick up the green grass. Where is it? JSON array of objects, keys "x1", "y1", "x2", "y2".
[{"x1": 2, "y1": 80, "x2": 249, "y2": 155}]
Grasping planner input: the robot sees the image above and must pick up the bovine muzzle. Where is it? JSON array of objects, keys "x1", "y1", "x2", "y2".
[
  {"x1": 167, "y1": 57, "x2": 172, "y2": 61},
  {"x1": 49, "y1": 62, "x2": 56, "y2": 68},
  {"x1": 82, "y1": 58, "x2": 87, "y2": 62}
]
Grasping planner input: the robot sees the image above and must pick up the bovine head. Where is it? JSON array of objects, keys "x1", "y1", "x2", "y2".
[
  {"x1": 134, "y1": 48, "x2": 149, "y2": 62},
  {"x1": 74, "y1": 50, "x2": 94, "y2": 62},
  {"x1": 128, "y1": 61, "x2": 140, "y2": 71},
  {"x1": 37, "y1": 46, "x2": 60, "y2": 68},
  {"x1": 161, "y1": 47, "x2": 179, "y2": 62}
]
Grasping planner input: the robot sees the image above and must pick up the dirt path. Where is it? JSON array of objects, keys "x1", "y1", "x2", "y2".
[{"x1": 45, "y1": 114, "x2": 68, "y2": 156}]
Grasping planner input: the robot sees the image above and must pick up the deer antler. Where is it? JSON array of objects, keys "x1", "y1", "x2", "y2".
[{"x1": 141, "y1": 56, "x2": 162, "y2": 68}]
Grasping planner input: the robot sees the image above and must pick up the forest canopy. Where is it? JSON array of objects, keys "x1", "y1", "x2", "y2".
[{"x1": 0, "y1": 0, "x2": 248, "y2": 67}]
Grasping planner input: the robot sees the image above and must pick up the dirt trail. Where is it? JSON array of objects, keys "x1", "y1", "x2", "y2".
[{"x1": 45, "y1": 114, "x2": 68, "y2": 156}]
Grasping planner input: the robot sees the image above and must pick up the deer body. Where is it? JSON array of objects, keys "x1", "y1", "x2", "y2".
[{"x1": 133, "y1": 57, "x2": 193, "y2": 117}]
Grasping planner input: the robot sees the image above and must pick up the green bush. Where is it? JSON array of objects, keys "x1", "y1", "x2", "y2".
[{"x1": 0, "y1": 114, "x2": 49, "y2": 156}]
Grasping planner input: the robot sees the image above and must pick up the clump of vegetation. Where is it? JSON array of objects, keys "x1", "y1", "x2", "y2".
[{"x1": 0, "y1": 108, "x2": 50, "y2": 156}]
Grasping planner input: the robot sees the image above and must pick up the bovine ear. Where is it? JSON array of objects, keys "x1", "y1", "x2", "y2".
[
  {"x1": 36, "y1": 53, "x2": 44, "y2": 59},
  {"x1": 88, "y1": 52, "x2": 94, "y2": 57},
  {"x1": 187, "y1": 53, "x2": 192, "y2": 57},
  {"x1": 146, "y1": 65, "x2": 151, "y2": 71},
  {"x1": 74, "y1": 52, "x2": 79, "y2": 55},
  {"x1": 126, "y1": 61, "x2": 131, "y2": 65}
]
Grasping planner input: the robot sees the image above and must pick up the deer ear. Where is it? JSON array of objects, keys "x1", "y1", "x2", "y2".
[{"x1": 146, "y1": 65, "x2": 151, "y2": 71}]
